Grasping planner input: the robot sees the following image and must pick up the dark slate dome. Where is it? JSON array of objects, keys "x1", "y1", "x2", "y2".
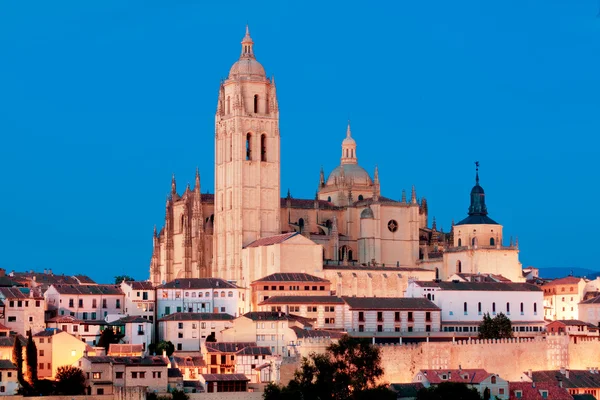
[{"x1": 456, "y1": 164, "x2": 499, "y2": 226}]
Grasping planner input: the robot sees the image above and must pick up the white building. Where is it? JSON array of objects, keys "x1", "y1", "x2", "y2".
[
  {"x1": 0, "y1": 287, "x2": 45, "y2": 336},
  {"x1": 0, "y1": 360, "x2": 18, "y2": 395},
  {"x1": 405, "y1": 281, "x2": 545, "y2": 335},
  {"x1": 120, "y1": 281, "x2": 155, "y2": 323},
  {"x1": 156, "y1": 278, "x2": 246, "y2": 318},
  {"x1": 258, "y1": 296, "x2": 345, "y2": 330},
  {"x1": 542, "y1": 277, "x2": 586, "y2": 321},
  {"x1": 341, "y1": 297, "x2": 441, "y2": 338},
  {"x1": 578, "y1": 295, "x2": 600, "y2": 326},
  {"x1": 158, "y1": 312, "x2": 234, "y2": 352},
  {"x1": 44, "y1": 284, "x2": 125, "y2": 321},
  {"x1": 110, "y1": 316, "x2": 153, "y2": 353}
]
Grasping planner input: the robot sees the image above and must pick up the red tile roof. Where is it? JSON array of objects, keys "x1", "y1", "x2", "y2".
[
  {"x1": 252, "y1": 273, "x2": 329, "y2": 283},
  {"x1": 50, "y1": 284, "x2": 123, "y2": 295},
  {"x1": 260, "y1": 296, "x2": 344, "y2": 305},
  {"x1": 419, "y1": 369, "x2": 491, "y2": 384},
  {"x1": 542, "y1": 277, "x2": 583, "y2": 287},
  {"x1": 159, "y1": 278, "x2": 237, "y2": 289},
  {"x1": 244, "y1": 232, "x2": 299, "y2": 248},
  {"x1": 509, "y1": 382, "x2": 574, "y2": 400},
  {"x1": 342, "y1": 297, "x2": 440, "y2": 310}
]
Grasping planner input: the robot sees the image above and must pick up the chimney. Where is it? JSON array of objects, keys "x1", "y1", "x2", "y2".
[
  {"x1": 528, "y1": 369, "x2": 533, "y2": 378},
  {"x1": 560, "y1": 367, "x2": 566, "y2": 376},
  {"x1": 566, "y1": 370, "x2": 570, "y2": 379},
  {"x1": 162, "y1": 349, "x2": 166, "y2": 358},
  {"x1": 532, "y1": 382, "x2": 536, "y2": 388},
  {"x1": 558, "y1": 379, "x2": 563, "y2": 388}
]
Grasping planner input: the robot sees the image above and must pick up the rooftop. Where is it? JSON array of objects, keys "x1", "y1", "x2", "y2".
[
  {"x1": 508, "y1": 382, "x2": 574, "y2": 400},
  {"x1": 0, "y1": 360, "x2": 16, "y2": 370},
  {"x1": 252, "y1": 273, "x2": 329, "y2": 283},
  {"x1": 244, "y1": 232, "x2": 298, "y2": 248},
  {"x1": 122, "y1": 281, "x2": 154, "y2": 290},
  {"x1": 205, "y1": 342, "x2": 258, "y2": 354},
  {"x1": 243, "y1": 311, "x2": 314, "y2": 326},
  {"x1": 291, "y1": 327, "x2": 345, "y2": 339},
  {"x1": 414, "y1": 281, "x2": 542, "y2": 292},
  {"x1": 529, "y1": 370, "x2": 600, "y2": 389},
  {"x1": 259, "y1": 296, "x2": 344, "y2": 305},
  {"x1": 159, "y1": 278, "x2": 237, "y2": 290},
  {"x1": 50, "y1": 284, "x2": 123, "y2": 295},
  {"x1": 159, "y1": 312, "x2": 235, "y2": 322},
  {"x1": 419, "y1": 369, "x2": 491, "y2": 384},
  {"x1": 542, "y1": 277, "x2": 583, "y2": 287},
  {"x1": 342, "y1": 297, "x2": 440, "y2": 310},
  {"x1": 86, "y1": 355, "x2": 168, "y2": 366},
  {"x1": 201, "y1": 373, "x2": 249, "y2": 382}
]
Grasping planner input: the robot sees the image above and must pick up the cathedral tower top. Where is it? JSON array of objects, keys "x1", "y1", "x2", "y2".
[
  {"x1": 456, "y1": 162, "x2": 498, "y2": 225},
  {"x1": 228, "y1": 25, "x2": 266, "y2": 80},
  {"x1": 341, "y1": 121, "x2": 357, "y2": 165}
]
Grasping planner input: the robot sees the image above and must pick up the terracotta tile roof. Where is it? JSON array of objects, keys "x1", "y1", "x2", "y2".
[
  {"x1": 0, "y1": 360, "x2": 17, "y2": 370},
  {"x1": 159, "y1": 312, "x2": 234, "y2": 322},
  {"x1": 0, "y1": 277, "x2": 24, "y2": 287},
  {"x1": 46, "y1": 315, "x2": 83, "y2": 324},
  {"x1": 244, "y1": 232, "x2": 298, "y2": 248},
  {"x1": 0, "y1": 322, "x2": 11, "y2": 331},
  {"x1": 108, "y1": 344, "x2": 144, "y2": 356},
  {"x1": 201, "y1": 373, "x2": 249, "y2": 382},
  {"x1": 548, "y1": 320, "x2": 598, "y2": 329},
  {"x1": 34, "y1": 328, "x2": 63, "y2": 337},
  {"x1": 0, "y1": 336, "x2": 26, "y2": 348},
  {"x1": 414, "y1": 281, "x2": 542, "y2": 292},
  {"x1": 86, "y1": 355, "x2": 168, "y2": 366},
  {"x1": 113, "y1": 316, "x2": 151, "y2": 324},
  {"x1": 205, "y1": 342, "x2": 257, "y2": 353},
  {"x1": 235, "y1": 346, "x2": 272, "y2": 356},
  {"x1": 260, "y1": 296, "x2": 344, "y2": 305},
  {"x1": 455, "y1": 273, "x2": 512, "y2": 283},
  {"x1": 342, "y1": 297, "x2": 440, "y2": 310},
  {"x1": 252, "y1": 273, "x2": 329, "y2": 283},
  {"x1": 11, "y1": 272, "x2": 80, "y2": 285},
  {"x1": 124, "y1": 281, "x2": 154, "y2": 290},
  {"x1": 290, "y1": 327, "x2": 345, "y2": 339},
  {"x1": 243, "y1": 311, "x2": 314, "y2": 326},
  {"x1": 50, "y1": 284, "x2": 123, "y2": 295},
  {"x1": 168, "y1": 368, "x2": 183, "y2": 378},
  {"x1": 0, "y1": 287, "x2": 33, "y2": 299},
  {"x1": 159, "y1": 278, "x2": 237, "y2": 289},
  {"x1": 530, "y1": 370, "x2": 600, "y2": 389},
  {"x1": 419, "y1": 369, "x2": 490, "y2": 384},
  {"x1": 73, "y1": 275, "x2": 96, "y2": 284},
  {"x1": 542, "y1": 277, "x2": 583, "y2": 287},
  {"x1": 509, "y1": 382, "x2": 574, "y2": 400},
  {"x1": 173, "y1": 356, "x2": 205, "y2": 368}
]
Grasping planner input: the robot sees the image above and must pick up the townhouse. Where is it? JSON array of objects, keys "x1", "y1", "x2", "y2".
[
  {"x1": 508, "y1": 382, "x2": 574, "y2": 400},
  {"x1": 522, "y1": 369, "x2": 600, "y2": 398},
  {"x1": 258, "y1": 295, "x2": 344, "y2": 329},
  {"x1": 157, "y1": 278, "x2": 246, "y2": 318},
  {"x1": 546, "y1": 320, "x2": 599, "y2": 337},
  {"x1": 341, "y1": 297, "x2": 441, "y2": 338},
  {"x1": 109, "y1": 316, "x2": 153, "y2": 352},
  {"x1": 0, "y1": 287, "x2": 45, "y2": 336},
  {"x1": 45, "y1": 315, "x2": 105, "y2": 346},
  {"x1": 158, "y1": 312, "x2": 234, "y2": 352},
  {"x1": 406, "y1": 281, "x2": 545, "y2": 336},
  {"x1": 250, "y1": 273, "x2": 332, "y2": 310},
  {"x1": 78, "y1": 355, "x2": 169, "y2": 395},
  {"x1": 542, "y1": 277, "x2": 586, "y2": 321},
  {"x1": 44, "y1": 284, "x2": 125, "y2": 321},
  {"x1": 201, "y1": 342, "x2": 275, "y2": 382},
  {"x1": 120, "y1": 281, "x2": 155, "y2": 323},
  {"x1": 0, "y1": 360, "x2": 18, "y2": 395},
  {"x1": 577, "y1": 295, "x2": 600, "y2": 327},
  {"x1": 33, "y1": 328, "x2": 90, "y2": 379},
  {"x1": 414, "y1": 369, "x2": 509, "y2": 399}
]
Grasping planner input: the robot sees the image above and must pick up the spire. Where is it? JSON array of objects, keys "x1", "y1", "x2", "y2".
[
  {"x1": 194, "y1": 168, "x2": 201, "y2": 191},
  {"x1": 319, "y1": 166, "x2": 325, "y2": 187},
  {"x1": 287, "y1": 189, "x2": 291, "y2": 199},
  {"x1": 374, "y1": 165, "x2": 379, "y2": 185},
  {"x1": 411, "y1": 185, "x2": 417, "y2": 204},
  {"x1": 467, "y1": 161, "x2": 488, "y2": 216},
  {"x1": 432, "y1": 217, "x2": 437, "y2": 231},
  {"x1": 171, "y1": 174, "x2": 177, "y2": 196},
  {"x1": 153, "y1": 225, "x2": 157, "y2": 238},
  {"x1": 240, "y1": 24, "x2": 255, "y2": 59},
  {"x1": 346, "y1": 120, "x2": 352, "y2": 138},
  {"x1": 401, "y1": 189, "x2": 407, "y2": 204}
]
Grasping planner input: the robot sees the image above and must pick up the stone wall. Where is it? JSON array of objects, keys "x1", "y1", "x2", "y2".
[{"x1": 379, "y1": 334, "x2": 600, "y2": 383}]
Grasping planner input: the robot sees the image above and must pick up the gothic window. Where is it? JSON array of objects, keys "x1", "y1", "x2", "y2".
[
  {"x1": 298, "y1": 218, "x2": 304, "y2": 233},
  {"x1": 472, "y1": 237, "x2": 477, "y2": 246},
  {"x1": 457, "y1": 260, "x2": 462, "y2": 274},
  {"x1": 387, "y1": 220, "x2": 398, "y2": 232},
  {"x1": 261, "y1": 134, "x2": 267, "y2": 162},
  {"x1": 458, "y1": 238, "x2": 462, "y2": 247},
  {"x1": 246, "y1": 133, "x2": 252, "y2": 161},
  {"x1": 254, "y1": 95, "x2": 258, "y2": 113},
  {"x1": 180, "y1": 214, "x2": 185, "y2": 232},
  {"x1": 348, "y1": 249, "x2": 353, "y2": 261},
  {"x1": 226, "y1": 96, "x2": 230, "y2": 114},
  {"x1": 327, "y1": 196, "x2": 331, "y2": 202},
  {"x1": 490, "y1": 237, "x2": 495, "y2": 246},
  {"x1": 358, "y1": 195, "x2": 363, "y2": 201}
]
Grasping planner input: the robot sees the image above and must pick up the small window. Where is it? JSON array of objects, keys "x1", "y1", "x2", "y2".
[
  {"x1": 254, "y1": 94, "x2": 258, "y2": 113},
  {"x1": 246, "y1": 133, "x2": 252, "y2": 160},
  {"x1": 261, "y1": 134, "x2": 267, "y2": 162},
  {"x1": 490, "y1": 237, "x2": 495, "y2": 246},
  {"x1": 358, "y1": 195, "x2": 363, "y2": 201},
  {"x1": 491, "y1": 375, "x2": 497, "y2": 384},
  {"x1": 458, "y1": 238, "x2": 462, "y2": 246}
]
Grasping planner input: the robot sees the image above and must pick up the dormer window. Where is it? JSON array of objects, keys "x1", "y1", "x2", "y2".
[
  {"x1": 442, "y1": 374, "x2": 447, "y2": 380},
  {"x1": 539, "y1": 390, "x2": 548, "y2": 398},
  {"x1": 515, "y1": 390, "x2": 522, "y2": 398}
]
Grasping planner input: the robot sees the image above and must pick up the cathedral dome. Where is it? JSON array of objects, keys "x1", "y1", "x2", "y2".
[
  {"x1": 326, "y1": 164, "x2": 373, "y2": 187},
  {"x1": 229, "y1": 58, "x2": 266, "y2": 79}
]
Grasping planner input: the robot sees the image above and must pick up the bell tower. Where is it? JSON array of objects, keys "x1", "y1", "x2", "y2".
[{"x1": 214, "y1": 26, "x2": 281, "y2": 285}]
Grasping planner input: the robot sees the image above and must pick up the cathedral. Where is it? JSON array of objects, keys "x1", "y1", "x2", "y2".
[{"x1": 149, "y1": 27, "x2": 524, "y2": 292}]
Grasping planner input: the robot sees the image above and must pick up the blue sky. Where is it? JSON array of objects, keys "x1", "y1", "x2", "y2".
[{"x1": 0, "y1": 1, "x2": 598, "y2": 283}]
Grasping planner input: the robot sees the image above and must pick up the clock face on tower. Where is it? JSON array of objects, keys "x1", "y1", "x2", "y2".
[{"x1": 388, "y1": 220, "x2": 398, "y2": 233}]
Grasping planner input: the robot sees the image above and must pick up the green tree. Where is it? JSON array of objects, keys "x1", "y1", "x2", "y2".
[
  {"x1": 478, "y1": 312, "x2": 513, "y2": 339},
  {"x1": 34, "y1": 379, "x2": 56, "y2": 396},
  {"x1": 97, "y1": 327, "x2": 120, "y2": 352},
  {"x1": 11, "y1": 336, "x2": 25, "y2": 388},
  {"x1": 483, "y1": 386, "x2": 491, "y2": 400},
  {"x1": 55, "y1": 366, "x2": 86, "y2": 395},
  {"x1": 416, "y1": 382, "x2": 482, "y2": 400},
  {"x1": 171, "y1": 389, "x2": 189, "y2": 400},
  {"x1": 263, "y1": 335, "x2": 395, "y2": 400},
  {"x1": 25, "y1": 330, "x2": 37, "y2": 385},
  {"x1": 152, "y1": 340, "x2": 175, "y2": 357},
  {"x1": 114, "y1": 275, "x2": 135, "y2": 284}
]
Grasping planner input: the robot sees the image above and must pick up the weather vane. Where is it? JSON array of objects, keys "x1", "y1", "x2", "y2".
[{"x1": 475, "y1": 161, "x2": 479, "y2": 171}]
